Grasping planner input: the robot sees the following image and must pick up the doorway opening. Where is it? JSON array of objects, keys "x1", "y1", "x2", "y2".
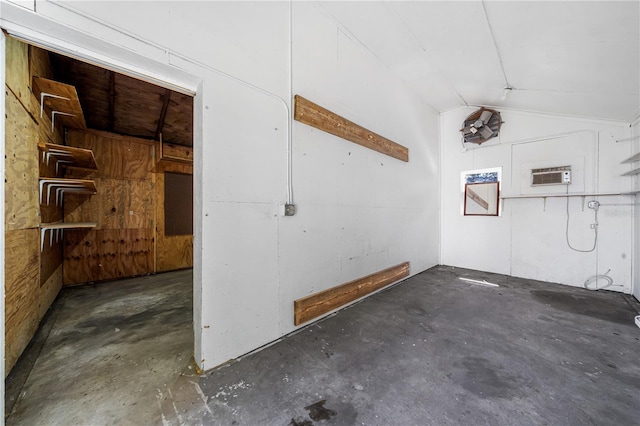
[{"x1": 4, "y1": 37, "x2": 195, "y2": 413}]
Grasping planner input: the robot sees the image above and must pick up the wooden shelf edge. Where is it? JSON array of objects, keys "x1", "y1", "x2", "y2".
[
  {"x1": 40, "y1": 222, "x2": 97, "y2": 230},
  {"x1": 38, "y1": 142, "x2": 97, "y2": 170}
]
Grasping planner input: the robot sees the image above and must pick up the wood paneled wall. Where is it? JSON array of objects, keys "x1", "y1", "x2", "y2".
[
  {"x1": 63, "y1": 129, "x2": 193, "y2": 284},
  {"x1": 5, "y1": 40, "x2": 63, "y2": 376}
]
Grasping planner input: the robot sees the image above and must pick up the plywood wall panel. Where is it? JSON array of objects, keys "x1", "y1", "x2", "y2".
[
  {"x1": 66, "y1": 129, "x2": 153, "y2": 180},
  {"x1": 63, "y1": 230, "x2": 99, "y2": 286},
  {"x1": 5, "y1": 228, "x2": 40, "y2": 375},
  {"x1": 97, "y1": 230, "x2": 120, "y2": 281},
  {"x1": 5, "y1": 38, "x2": 65, "y2": 378},
  {"x1": 126, "y1": 140, "x2": 154, "y2": 180},
  {"x1": 41, "y1": 237, "x2": 63, "y2": 287},
  {"x1": 5, "y1": 37, "x2": 30, "y2": 107},
  {"x1": 126, "y1": 180, "x2": 155, "y2": 228},
  {"x1": 157, "y1": 235, "x2": 193, "y2": 272},
  {"x1": 38, "y1": 264, "x2": 63, "y2": 320},
  {"x1": 119, "y1": 229, "x2": 154, "y2": 278},
  {"x1": 5, "y1": 87, "x2": 39, "y2": 231},
  {"x1": 29, "y1": 46, "x2": 54, "y2": 81},
  {"x1": 63, "y1": 189, "x2": 100, "y2": 225}
]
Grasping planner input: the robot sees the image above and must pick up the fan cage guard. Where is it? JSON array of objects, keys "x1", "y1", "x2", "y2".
[{"x1": 461, "y1": 108, "x2": 502, "y2": 145}]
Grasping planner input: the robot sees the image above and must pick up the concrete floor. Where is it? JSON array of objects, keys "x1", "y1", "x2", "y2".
[{"x1": 5, "y1": 266, "x2": 640, "y2": 425}]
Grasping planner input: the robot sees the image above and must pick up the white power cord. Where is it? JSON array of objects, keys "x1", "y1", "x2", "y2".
[
  {"x1": 565, "y1": 193, "x2": 598, "y2": 253},
  {"x1": 583, "y1": 269, "x2": 615, "y2": 290}
]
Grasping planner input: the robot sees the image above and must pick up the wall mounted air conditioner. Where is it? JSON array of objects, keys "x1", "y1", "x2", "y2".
[{"x1": 531, "y1": 166, "x2": 572, "y2": 186}]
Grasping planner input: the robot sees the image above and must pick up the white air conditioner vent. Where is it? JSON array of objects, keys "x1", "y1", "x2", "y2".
[{"x1": 531, "y1": 166, "x2": 571, "y2": 186}]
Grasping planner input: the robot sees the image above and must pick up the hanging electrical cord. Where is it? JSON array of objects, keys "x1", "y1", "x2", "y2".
[{"x1": 565, "y1": 188, "x2": 598, "y2": 253}]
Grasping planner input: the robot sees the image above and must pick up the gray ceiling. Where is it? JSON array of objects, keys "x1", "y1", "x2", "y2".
[{"x1": 319, "y1": 1, "x2": 640, "y2": 122}]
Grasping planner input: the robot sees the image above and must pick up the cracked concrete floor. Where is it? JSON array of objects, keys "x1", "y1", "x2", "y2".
[{"x1": 5, "y1": 266, "x2": 640, "y2": 425}]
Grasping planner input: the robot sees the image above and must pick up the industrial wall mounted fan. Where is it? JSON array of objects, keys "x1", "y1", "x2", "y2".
[{"x1": 460, "y1": 108, "x2": 502, "y2": 144}]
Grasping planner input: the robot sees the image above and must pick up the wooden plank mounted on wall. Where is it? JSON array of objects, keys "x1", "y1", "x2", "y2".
[
  {"x1": 294, "y1": 95, "x2": 409, "y2": 162},
  {"x1": 294, "y1": 262, "x2": 410, "y2": 326}
]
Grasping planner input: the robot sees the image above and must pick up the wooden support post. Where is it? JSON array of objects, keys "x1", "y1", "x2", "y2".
[
  {"x1": 293, "y1": 95, "x2": 409, "y2": 162},
  {"x1": 294, "y1": 262, "x2": 410, "y2": 326}
]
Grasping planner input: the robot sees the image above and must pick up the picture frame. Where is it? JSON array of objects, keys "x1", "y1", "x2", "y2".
[{"x1": 464, "y1": 182, "x2": 499, "y2": 216}]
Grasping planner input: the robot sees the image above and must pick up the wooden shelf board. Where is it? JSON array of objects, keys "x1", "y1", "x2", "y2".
[
  {"x1": 294, "y1": 95, "x2": 409, "y2": 162},
  {"x1": 40, "y1": 222, "x2": 97, "y2": 230},
  {"x1": 294, "y1": 262, "x2": 410, "y2": 325},
  {"x1": 38, "y1": 142, "x2": 97, "y2": 170},
  {"x1": 32, "y1": 77, "x2": 87, "y2": 129}
]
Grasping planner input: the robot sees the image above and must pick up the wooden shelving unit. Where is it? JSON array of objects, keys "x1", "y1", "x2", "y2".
[{"x1": 33, "y1": 77, "x2": 98, "y2": 250}]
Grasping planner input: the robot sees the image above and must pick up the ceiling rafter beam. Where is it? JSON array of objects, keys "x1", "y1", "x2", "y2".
[
  {"x1": 155, "y1": 89, "x2": 172, "y2": 141},
  {"x1": 481, "y1": 0, "x2": 511, "y2": 89},
  {"x1": 108, "y1": 70, "x2": 115, "y2": 132}
]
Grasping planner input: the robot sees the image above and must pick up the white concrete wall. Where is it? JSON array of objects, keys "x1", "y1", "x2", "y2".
[
  {"x1": 632, "y1": 119, "x2": 640, "y2": 302},
  {"x1": 441, "y1": 107, "x2": 635, "y2": 293},
  {"x1": 0, "y1": 1, "x2": 440, "y2": 370}
]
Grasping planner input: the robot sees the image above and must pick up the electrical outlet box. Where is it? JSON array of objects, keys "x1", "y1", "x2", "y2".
[
  {"x1": 284, "y1": 204, "x2": 296, "y2": 216},
  {"x1": 562, "y1": 170, "x2": 571, "y2": 184}
]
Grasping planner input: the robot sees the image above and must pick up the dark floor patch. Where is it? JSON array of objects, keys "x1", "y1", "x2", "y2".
[
  {"x1": 458, "y1": 357, "x2": 524, "y2": 399},
  {"x1": 290, "y1": 417, "x2": 313, "y2": 426},
  {"x1": 530, "y1": 290, "x2": 634, "y2": 325},
  {"x1": 304, "y1": 400, "x2": 337, "y2": 421}
]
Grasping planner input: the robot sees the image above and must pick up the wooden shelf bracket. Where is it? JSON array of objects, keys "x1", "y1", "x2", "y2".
[
  {"x1": 39, "y1": 178, "x2": 97, "y2": 206},
  {"x1": 39, "y1": 92, "x2": 70, "y2": 118},
  {"x1": 39, "y1": 222, "x2": 97, "y2": 251}
]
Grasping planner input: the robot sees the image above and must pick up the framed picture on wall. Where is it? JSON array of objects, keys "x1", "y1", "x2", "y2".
[{"x1": 464, "y1": 182, "x2": 500, "y2": 216}]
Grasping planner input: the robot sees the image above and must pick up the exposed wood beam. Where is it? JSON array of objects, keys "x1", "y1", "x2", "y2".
[
  {"x1": 155, "y1": 89, "x2": 172, "y2": 141},
  {"x1": 294, "y1": 262, "x2": 410, "y2": 326},
  {"x1": 294, "y1": 95, "x2": 409, "y2": 162},
  {"x1": 108, "y1": 71, "x2": 115, "y2": 132}
]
